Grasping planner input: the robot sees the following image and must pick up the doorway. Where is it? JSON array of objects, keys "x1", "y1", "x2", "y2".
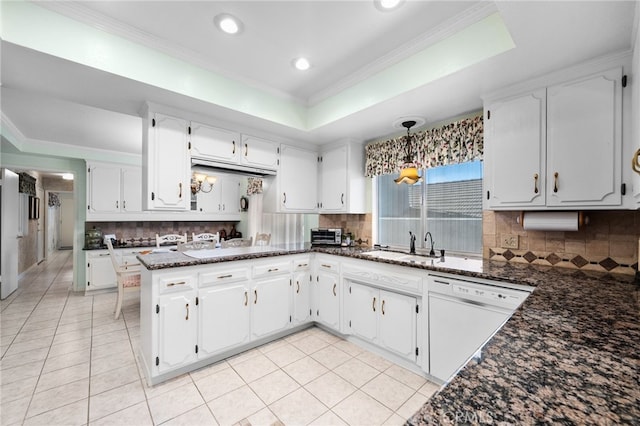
[{"x1": 58, "y1": 192, "x2": 74, "y2": 250}]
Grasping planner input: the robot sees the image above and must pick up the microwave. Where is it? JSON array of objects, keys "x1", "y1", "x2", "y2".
[{"x1": 311, "y1": 228, "x2": 342, "y2": 246}]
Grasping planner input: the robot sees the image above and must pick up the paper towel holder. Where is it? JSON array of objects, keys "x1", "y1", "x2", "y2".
[{"x1": 516, "y1": 211, "x2": 589, "y2": 229}]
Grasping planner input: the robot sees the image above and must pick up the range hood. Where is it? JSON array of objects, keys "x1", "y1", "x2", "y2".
[{"x1": 191, "y1": 157, "x2": 277, "y2": 177}]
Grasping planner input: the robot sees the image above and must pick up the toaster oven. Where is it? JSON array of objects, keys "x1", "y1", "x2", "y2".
[{"x1": 311, "y1": 228, "x2": 342, "y2": 246}]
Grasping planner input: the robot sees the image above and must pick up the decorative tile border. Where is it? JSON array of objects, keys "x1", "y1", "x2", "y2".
[{"x1": 488, "y1": 247, "x2": 637, "y2": 276}]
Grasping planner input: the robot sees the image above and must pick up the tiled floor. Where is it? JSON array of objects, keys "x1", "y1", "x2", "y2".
[{"x1": 1, "y1": 250, "x2": 440, "y2": 425}]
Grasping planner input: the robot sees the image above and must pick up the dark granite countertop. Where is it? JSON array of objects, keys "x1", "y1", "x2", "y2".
[{"x1": 136, "y1": 245, "x2": 640, "y2": 423}]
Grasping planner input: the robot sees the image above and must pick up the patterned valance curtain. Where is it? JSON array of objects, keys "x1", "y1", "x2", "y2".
[
  {"x1": 247, "y1": 178, "x2": 263, "y2": 195},
  {"x1": 364, "y1": 115, "x2": 483, "y2": 177},
  {"x1": 48, "y1": 192, "x2": 61, "y2": 207}
]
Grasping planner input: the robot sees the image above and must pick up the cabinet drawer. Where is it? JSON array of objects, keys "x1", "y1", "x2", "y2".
[
  {"x1": 292, "y1": 257, "x2": 311, "y2": 271},
  {"x1": 158, "y1": 274, "x2": 196, "y2": 294},
  {"x1": 253, "y1": 260, "x2": 292, "y2": 278},
  {"x1": 200, "y1": 268, "x2": 249, "y2": 287},
  {"x1": 317, "y1": 258, "x2": 340, "y2": 273}
]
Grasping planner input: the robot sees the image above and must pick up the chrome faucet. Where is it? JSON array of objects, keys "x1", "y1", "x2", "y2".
[
  {"x1": 409, "y1": 231, "x2": 416, "y2": 254},
  {"x1": 424, "y1": 232, "x2": 435, "y2": 256}
]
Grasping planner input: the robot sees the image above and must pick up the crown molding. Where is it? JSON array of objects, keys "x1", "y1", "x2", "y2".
[
  {"x1": 306, "y1": 2, "x2": 499, "y2": 106},
  {"x1": 1, "y1": 111, "x2": 26, "y2": 152}
]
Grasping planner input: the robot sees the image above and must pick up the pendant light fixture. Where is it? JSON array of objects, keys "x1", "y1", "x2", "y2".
[{"x1": 394, "y1": 120, "x2": 422, "y2": 185}]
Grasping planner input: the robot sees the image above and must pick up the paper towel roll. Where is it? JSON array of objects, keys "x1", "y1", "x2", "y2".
[{"x1": 521, "y1": 211, "x2": 579, "y2": 231}]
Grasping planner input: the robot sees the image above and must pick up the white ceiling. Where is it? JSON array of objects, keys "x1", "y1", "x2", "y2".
[{"x1": 1, "y1": 1, "x2": 638, "y2": 159}]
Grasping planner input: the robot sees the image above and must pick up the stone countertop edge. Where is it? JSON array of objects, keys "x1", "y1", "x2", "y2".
[{"x1": 136, "y1": 245, "x2": 640, "y2": 424}]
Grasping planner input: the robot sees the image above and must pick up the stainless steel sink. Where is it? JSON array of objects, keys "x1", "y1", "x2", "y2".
[{"x1": 361, "y1": 251, "x2": 483, "y2": 272}]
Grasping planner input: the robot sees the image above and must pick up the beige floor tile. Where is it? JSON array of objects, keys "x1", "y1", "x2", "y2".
[
  {"x1": 305, "y1": 371, "x2": 357, "y2": 408},
  {"x1": 27, "y1": 378, "x2": 90, "y2": 418},
  {"x1": 189, "y1": 359, "x2": 230, "y2": 381},
  {"x1": 384, "y1": 365, "x2": 427, "y2": 390},
  {"x1": 143, "y1": 372, "x2": 193, "y2": 399},
  {"x1": 357, "y1": 351, "x2": 394, "y2": 371},
  {"x1": 1, "y1": 360, "x2": 45, "y2": 386},
  {"x1": 290, "y1": 335, "x2": 330, "y2": 355},
  {"x1": 91, "y1": 339, "x2": 133, "y2": 361},
  {"x1": 310, "y1": 345, "x2": 352, "y2": 370},
  {"x1": 263, "y1": 343, "x2": 306, "y2": 367},
  {"x1": 48, "y1": 338, "x2": 92, "y2": 358},
  {"x1": 332, "y1": 390, "x2": 393, "y2": 426},
  {"x1": 382, "y1": 412, "x2": 408, "y2": 426},
  {"x1": 244, "y1": 407, "x2": 280, "y2": 426},
  {"x1": 417, "y1": 381, "x2": 441, "y2": 398},
  {"x1": 91, "y1": 329, "x2": 130, "y2": 347},
  {"x1": 90, "y1": 363, "x2": 140, "y2": 396},
  {"x1": 226, "y1": 348, "x2": 261, "y2": 366},
  {"x1": 248, "y1": 369, "x2": 300, "y2": 405},
  {"x1": 308, "y1": 410, "x2": 349, "y2": 426},
  {"x1": 333, "y1": 358, "x2": 380, "y2": 387},
  {"x1": 232, "y1": 353, "x2": 279, "y2": 383},
  {"x1": 43, "y1": 349, "x2": 91, "y2": 373},
  {"x1": 12, "y1": 326, "x2": 56, "y2": 343},
  {"x1": 90, "y1": 349, "x2": 137, "y2": 376},
  {"x1": 332, "y1": 340, "x2": 365, "y2": 357},
  {"x1": 0, "y1": 395, "x2": 31, "y2": 424},
  {"x1": 1, "y1": 375, "x2": 38, "y2": 404},
  {"x1": 3, "y1": 336, "x2": 54, "y2": 357},
  {"x1": 148, "y1": 382, "x2": 205, "y2": 424},
  {"x1": 89, "y1": 401, "x2": 153, "y2": 426},
  {"x1": 309, "y1": 328, "x2": 343, "y2": 344},
  {"x1": 194, "y1": 365, "x2": 245, "y2": 402},
  {"x1": 161, "y1": 404, "x2": 218, "y2": 426},
  {"x1": 395, "y1": 392, "x2": 430, "y2": 420},
  {"x1": 269, "y1": 388, "x2": 328, "y2": 426},
  {"x1": 89, "y1": 380, "x2": 146, "y2": 422},
  {"x1": 92, "y1": 320, "x2": 126, "y2": 337},
  {"x1": 36, "y1": 362, "x2": 90, "y2": 393},
  {"x1": 0, "y1": 347, "x2": 49, "y2": 371},
  {"x1": 282, "y1": 356, "x2": 329, "y2": 385},
  {"x1": 23, "y1": 398, "x2": 89, "y2": 426},
  {"x1": 257, "y1": 338, "x2": 290, "y2": 354},
  {"x1": 208, "y1": 385, "x2": 265, "y2": 425},
  {"x1": 361, "y1": 373, "x2": 415, "y2": 411}
]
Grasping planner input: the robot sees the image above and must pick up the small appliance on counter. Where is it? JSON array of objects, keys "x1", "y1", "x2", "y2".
[{"x1": 311, "y1": 228, "x2": 343, "y2": 246}]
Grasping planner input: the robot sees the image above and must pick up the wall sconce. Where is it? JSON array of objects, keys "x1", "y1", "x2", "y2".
[{"x1": 191, "y1": 172, "x2": 217, "y2": 194}]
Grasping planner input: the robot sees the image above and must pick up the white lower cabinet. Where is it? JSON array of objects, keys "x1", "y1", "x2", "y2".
[
  {"x1": 345, "y1": 282, "x2": 417, "y2": 363},
  {"x1": 251, "y1": 275, "x2": 292, "y2": 340},
  {"x1": 313, "y1": 259, "x2": 340, "y2": 331},
  {"x1": 86, "y1": 251, "x2": 117, "y2": 292},
  {"x1": 158, "y1": 289, "x2": 198, "y2": 372},
  {"x1": 198, "y1": 283, "x2": 250, "y2": 358},
  {"x1": 292, "y1": 271, "x2": 312, "y2": 325}
]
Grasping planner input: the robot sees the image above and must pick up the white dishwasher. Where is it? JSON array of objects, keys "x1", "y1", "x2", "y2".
[{"x1": 428, "y1": 274, "x2": 532, "y2": 382}]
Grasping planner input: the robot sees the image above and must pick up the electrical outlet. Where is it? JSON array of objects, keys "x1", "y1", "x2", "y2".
[{"x1": 501, "y1": 234, "x2": 519, "y2": 249}]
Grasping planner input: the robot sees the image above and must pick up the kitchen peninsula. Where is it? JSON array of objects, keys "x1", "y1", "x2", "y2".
[{"x1": 136, "y1": 245, "x2": 640, "y2": 424}]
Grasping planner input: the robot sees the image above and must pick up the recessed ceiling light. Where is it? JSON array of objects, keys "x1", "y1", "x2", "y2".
[
  {"x1": 293, "y1": 57, "x2": 311, "y2": 71},
  {"x1": 374, "y1": 0, "x2": 403, "y2": 11},
  {"x1": 214, "y1": 13, "x2": 243, "y2": 35},
  {"x1": 61, "y1": 173, "x2": 74, "y2": 180}
]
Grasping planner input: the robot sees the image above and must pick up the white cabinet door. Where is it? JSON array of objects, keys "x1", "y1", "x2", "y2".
[
  {"x1": 121, "y1": 167, "x2": 142, "y2": 213},
  {"x1": 378, "y1": 290, "x2": 416, "y2": 362},
  {"x1": 319, "y1": 146, "x2": 348, "y2": 211},
  {"x1": 241, "y1": 135, "x2": 279, "y2": 169},
  {"x1": 546, "y1": 68, "x2": 622, "y2": 207},
  {"x1": 292, "y1": 271, "x2": 311, "y2": 325},
  {"x1": 147, "y1": 113, "x2": 190, "y2": 210},
  {"x1": 251, "y1": 276, "x2": 291, "y2": 340},
  {"x1": 346, "y1": 282, "x2": 377, "y2": 342},
  {"x1": 158, "y1": 290, "x2": 198, "y2": 372},
  {"x1": 196, "y1": 174, "x2": 240, "y2": 214},
  {"x1": 314, "y1": 271, "x2": 340, "y2": 331},
  {"x1": 190, "y1": 121, "x2": 240, "y2": 164},
  {"x1": 198, "y1": 283, "x2": 250, "y2": 358},
  {"x1": 485, "y1": 90, "x2": 546, "y2": 208},
  {"x1": 87, "y1": 252, "x2": 117, "y2": 291},
  {"x1": 88, "y1": 164, "x2": 121, "y2": 213},
  {"x1": 279, "y1": 145, "x2": 318, "y2": 212}
]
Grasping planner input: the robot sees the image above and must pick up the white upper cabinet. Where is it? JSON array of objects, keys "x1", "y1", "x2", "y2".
[
  {"x1": 484, "y1": 65, "x2": 624, "y2": 210},
  {"x1": 87, "y1": 162, "x2": 143, "y2": 219},
  {"x1": 241, "y1": 135, "x2": 279, "y2": 170},
  {"x1": 190, "y1": 121, "x2": 240, "y2": 164},
  {"x1": 484, "y1": 90, "x2": 546, "y2": 209},
  {"x1": 318, "y1": 141, "x2": 369, "y2": 213},
  {"x1": 195, "y1": 174, "x2": 240, "y2": 216},
  {"x1": 143, "y1": 112, "x2": 191, "y2": 210},
  {"x1": 264, "y1": 144, "x2": 318, "y2": 213},
  {"x1": 546, "y1": 68, "x2": 622, "y2": 207}
]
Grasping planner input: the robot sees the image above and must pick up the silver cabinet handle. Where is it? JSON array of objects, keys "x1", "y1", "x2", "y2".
[
  {"x1": 167, "y1": 281, "x2": 187, "y2": 287},
  {"x1": 333, "y1": 283, "x2": 337, "y2": 297},
  {"x1": 382, "y1": 300, "x2": 385, "y2": 315},
  {"x1": 185, "y1": 303, "x2": 189, "y2": 320},
  {"x1": 372, "y1": 297, "x2": 376, "y2": 312},
  {"x1": 268, "y1": 268, "x2": 279, "y2": 272},
  {"x1": 296, "y1": 281, "x2": 300, "y2": 294},
  {"x1": 254, "y1": 289, "x2": 258, "y2": 304},
  {"x1": 244, "y1": 291, "x2": 248, "y2": 306},
  {"x1": 217, "y1": 274, "x2": 232, "y2": 279},
  {"x1": 232, "y1": 140, "x2": 236, "y2": 154}
]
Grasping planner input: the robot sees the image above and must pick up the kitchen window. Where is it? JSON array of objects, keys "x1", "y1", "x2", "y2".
[{"x1": 374, "y1": 161, "x2": 483, "y2": 255}]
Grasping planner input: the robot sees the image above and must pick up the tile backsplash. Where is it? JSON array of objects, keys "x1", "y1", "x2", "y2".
[
  {"x1": 319, "y1": 214, "x2": 373, "y2": 246},
  {"x1": 483, "y1": 210, "x2": 640, "y2": 275},
  {"x1": 85, "y1": 221, "x2": 239, "y2": 243}
]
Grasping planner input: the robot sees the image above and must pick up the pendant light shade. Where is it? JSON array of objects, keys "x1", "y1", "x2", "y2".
[{"x1": 394, "y1": 120, "x2": 422, "y2": 185}]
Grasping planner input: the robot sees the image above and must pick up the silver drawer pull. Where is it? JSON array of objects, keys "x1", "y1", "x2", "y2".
[
  {"x1": 218, "y1": 274, "x2": 233, "y2": 279},
  {"x1": 268, "y1": 268, "x2": 279, "y2": 272},
  {"x1": 297, "y1": 263, "x2": 308, "y2": 267},
  {"x1": 166, "y1": 281, "x2": 186, "y2": 287},
  {"x1": 321, "y1": 264, "x2": 332, "y2": 268},
  {"x1": 433, "y1": 279, "x2": 450, "y2": 285}
]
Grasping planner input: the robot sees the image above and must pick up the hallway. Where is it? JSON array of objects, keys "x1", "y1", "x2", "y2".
[{"x1": 1, "y1": 251, "x2": 438, "y2": 425}]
